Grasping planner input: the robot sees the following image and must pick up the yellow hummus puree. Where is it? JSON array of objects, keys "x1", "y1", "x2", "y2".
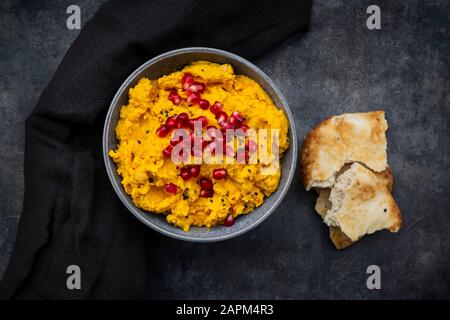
[{"x1": 109, "y1": 61, "x2": 289, "y2": 231}]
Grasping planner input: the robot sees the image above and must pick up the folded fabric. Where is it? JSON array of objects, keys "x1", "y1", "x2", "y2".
[{"x1": 0, "y1": 0, "x2": 311, "y2": 299}]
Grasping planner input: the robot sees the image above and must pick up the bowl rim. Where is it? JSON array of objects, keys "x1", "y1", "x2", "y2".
[{"x1": 103, "y1": 47, "x2": 298, "y2": 242}]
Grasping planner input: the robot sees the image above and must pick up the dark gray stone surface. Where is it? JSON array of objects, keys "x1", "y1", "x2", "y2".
[{"x1": 0, "y1": 0, "x2": 449, "y2": 299}]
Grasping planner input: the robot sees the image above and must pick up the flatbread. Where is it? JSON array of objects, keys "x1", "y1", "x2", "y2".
[
  {"x1": 323, "y1": 163, "x2": 402, "y2": 242},
  {"x1": 315, "y1": 167, "x2": 395, "y2": 249},
  {"x1": 301, "y1": 111, "x2": 388, "y2": 190}
]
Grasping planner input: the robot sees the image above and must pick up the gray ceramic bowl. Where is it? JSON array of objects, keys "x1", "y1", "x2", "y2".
[{"x1": 103, "y1": 47, "x2": 297, "y2": 242}]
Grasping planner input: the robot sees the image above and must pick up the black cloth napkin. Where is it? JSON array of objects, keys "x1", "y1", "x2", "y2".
[{"x1": 0, "y1": 0, "x2": 311, "y2": 299}]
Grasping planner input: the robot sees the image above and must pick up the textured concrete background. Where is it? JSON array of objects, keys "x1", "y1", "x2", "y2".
[{"x1": 1, "y1": 0, "x2": 449, "y2": 299}]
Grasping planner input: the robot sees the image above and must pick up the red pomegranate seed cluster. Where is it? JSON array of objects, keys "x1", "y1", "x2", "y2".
[
  {"x1": 180, "y1": 165, "x2": 201, "y2": 181},
  {"x1": 199, "y1": 177, "x2": 213, "y2": 198},
  {"x1": 158, "y1": 73, "x2": 257, "y2": 208}
]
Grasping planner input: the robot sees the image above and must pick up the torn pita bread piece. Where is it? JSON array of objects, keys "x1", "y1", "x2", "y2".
[
  {"x1": 314, "y1": 164, "x2": 394, "y2": 217},
  {"x1": 314, "y1": 166, "x2": 396, "y2": 249},
  {"x1": 323, "y1": 163, "x2": 402, "y2": 242},
  {"x1": 314, "y1": 167, "x2": 393, "y2": 217},
  {"x1": 301, "y1": 111, "x2": 388, "y2": 191},
  {"x1": 301, "y1": 111, "x2": 402, "y2": 249}
]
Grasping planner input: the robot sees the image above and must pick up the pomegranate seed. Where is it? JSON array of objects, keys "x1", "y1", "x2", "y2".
[
  {"x1": 246, "y1": 139, "x2": 258, "y2": 153},
  {"x1": 220, "y1": 121, "x2": 235, "y2": 130},
  {"x1": 196, "y1": 116, "x2": 208, "y2": 127},
  {"x1": 239, "y1": 124, "x2": 249, "y2": 133},
  {"x1": 198, "y1": 99, "x2": 210, "y2": 110},
  {"x1": 189, "y1": 165, "x2": 200, "y2": 177},
  {"x1": 210, "y1": 101, "x2": 223, "y2": 114},
  {"x1": 162, "y1": 145, "x2": 173, "y2": 158},
  {"x1": 188, "y1": 81, "x2": 206, "y2": 94},
  {"x1": 156, "y1": 125, "x2": 170, "y2": 137},
  {"x1": 224, "y1": 214, "x2": 235, "y2": 227},
  {"x1": 230, "y1": 111, "x2": 244, "y2": 125},
  {"x1": 165, "y1": 116, "x2": 177, "y2": 129},
  {"x1": 177, "y1": 113, "x2": 189, "y2": 122},
  {"x1": 165, "y1": 183, "x2": 177, "y2": 194},
  {"x1": 177, "y1": 121, "x2": 189, "y2": 129},
  {"x1": 228, "y1": 116, "x2": 238, "y2": 126},
  {"x1": 229, "y1": 116, "x2": 244, "y2": 127},
  {"x1": 235, "y1": 115, "x2": 245, "y2": 125},
  {"x1": 180, "y1": 167, "x2": 191, "y2": 180},
  {"x1": 168, "y1": 90, "x2": 181, "y2": 105},
  {"x1": 181, "y1": 73, "x2": 194, "y2": 90},
  {"x1": 231, "y1": 110, "x2": 241, "y2": 118},
  {"x1": 200, "y1": 188, "x2": 213, "y2": 198},
  {"x1": 176, "y1": 113, "x2": 189, "y2": 128},
  {"x1": 215, "y1": 111, "x2": 228, "y2": 124},
  {"x1": 212, "y1": 168, "x2": 227, "y2": 180},
  {"x1": 187, "y1": 92, "x2": 201, "y2": 105},
  {"x1": 199, "y1": 177, "x2": 213, "y2": 190}
]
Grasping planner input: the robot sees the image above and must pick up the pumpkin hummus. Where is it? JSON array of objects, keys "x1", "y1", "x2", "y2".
[{"x1": 109, "y1": 61, "x2": 289, "y2": 231}]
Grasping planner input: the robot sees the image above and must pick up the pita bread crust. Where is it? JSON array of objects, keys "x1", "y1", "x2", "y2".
[
  {"x1": 329, "y1": 227, "x2": 354, "y2": 249},
  {"x1": 324, "y1": 163, "x2": 402, "y2": 242},
  {"x1": 375, "y1": 167, "x2": 393, "y2": 192},
  {"x1": 301, "y1": 111, "x2": 388, "y2": 190}
]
